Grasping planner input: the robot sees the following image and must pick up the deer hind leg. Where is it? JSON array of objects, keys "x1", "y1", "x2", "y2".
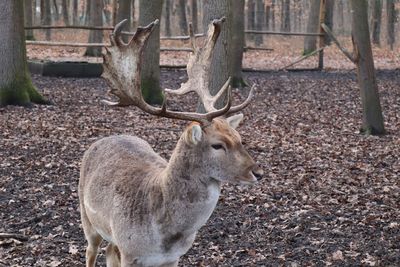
[
  {"x1": 106, "y1": 243, "x2": 121, "y2": 267},
  {"x1": 80, "y1": 203, "x2": 103, "y2": 267}
]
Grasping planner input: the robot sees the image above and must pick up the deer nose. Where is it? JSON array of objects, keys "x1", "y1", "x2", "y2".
[{"x1": 252, "y1": 166, "x2": 264, "y2": 181}]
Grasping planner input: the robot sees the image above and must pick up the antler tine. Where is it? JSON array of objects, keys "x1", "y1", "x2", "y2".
[
  {"x1": 225, "y1": 84, "x2": 256, "y2": 116},
  {"x1": 130, "y1": 19, "x2": 159, "y2": 46},
  {"x1": 111, "y1": 19, "x2": 128, "y2": 47}
]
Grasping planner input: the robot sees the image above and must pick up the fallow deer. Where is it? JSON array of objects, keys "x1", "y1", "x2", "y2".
[{"x1": 79, "y1": 18, "x2": 263, "y2": 267}]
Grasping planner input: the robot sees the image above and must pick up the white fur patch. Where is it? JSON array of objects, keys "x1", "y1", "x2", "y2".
[{"x1": 191, "y1": 125, "x2": 202, "y2": 145}]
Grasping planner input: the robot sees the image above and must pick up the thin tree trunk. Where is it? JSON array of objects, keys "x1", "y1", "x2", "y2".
[
  {"x1": 139, "y1": 0, "x2": 164, "y2": 105},
  {"x1": 0, "y1": 0, "x2": 48, "y2": 106},
  {"x1": 370, "y1": 0, "x2": 382, "y2": 45},
  {"x1": 52, "y1": 0, "x2": 59, "y2": 22},
  {"x1": 386, "y1": 0, "x2": 395, "y2": 50},
  {"x1": 265, "y1": 4, "x2": 271, "y2": 31},
  {"x1": 61, "y1": 0, "x2": 69, "y2": 25},
  {"x1": 303, "y1": 0, "x2": 320, "y2": 54},
  {"x1": 350, "y1": 0, "x2": 385, "y2": 134},
  {"x1": 84, "y1": 0, "x2": 91, "y2": 25},
  {"x1": 324, "y1": 0, "x2": 334, "y2": 44},
  {"x1": 72, "y1": 0, "x2": 78, "y2": 25},
  {"x1": 201, "y1": 0, "x2": 232, "y2": 110},
  {"x1": 282, "y1": 0, "x2": 290, "y2": 32},
  {"x1": 255, "y1": 0, "x2": 264, "y2": 45},
  {"x1": 24, "y1": 0, "x2": 35, "y2": 40},
  {"x1": 191, "y1": 0, "x2": 198, "y2": 33},
  {"x1": 84, "y1": 0, "x2": 103, "y2": 57},
  {"x1": 271, "y1": 0, "x2": 275, "y2": 31},
  {"x1": 117, "y1": 0, "x2": 132, "y2": 42},
  {"x1": 42, "y1": 0, "x2": 52, "y2": 40},
  {"x1": 230, "y1": 0, "x2": 246, "y2": 88},
  {"x1": 247, "y1": 0, "x2": 255, "y2": 42},
  {"x1": 164, "y1": 0, "x2": 172, "y2": 36},
  {"x1": 335, "y1": 0, "x2": 344, "y2": 33},
  {"x1": 103, "y1": 0, "x2": 112, "y2": 25},
  {"x1": 176, "y1": 0, "x2": 188, "y2": 35}
]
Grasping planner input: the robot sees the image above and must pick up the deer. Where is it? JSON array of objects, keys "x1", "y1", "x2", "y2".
[{"x1": 79, "y1": 17, "x2": 263, "y2": 267}]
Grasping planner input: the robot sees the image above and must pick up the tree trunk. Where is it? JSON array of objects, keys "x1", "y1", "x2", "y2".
[
  {"x1": 163, "y1": 0, "x2": 172, "y2": 36},
  {"x1": 201, "y1": 0, "x2": 231, "y2": 110},
  {"x1": 370, "y1": 0, "x2": 382, "y2": 45},
  {"x1": 84, "y1": 0, "x2": 90, "y2": 25},
  {"x1": 0, "y1": 0, "x2": 48, "y2": 106},
  {"x1": 350, "y1": 0, "x2": 385, "y2": 135},
  {"x1": 324, "y1": 0, "x2": 334, "y2": 45},
  {"x1": 282, "y1": 0, "x2": 290, "y2": 32},
  {"x1": 52, "y1": 0, "x2": 59, "y2": 22},
  {"x1": 24, "y1": 0, "x2": 35, "y2": 40},
  {"x1": 139, "y1": 0, "x2": 164, "y2": 105},
  {"x1": 255, "y1": 0, "x2": 264, "y2": 45},
  {"x1": 103, "y1": 0, "x2": 112, "y2": 25},
  {"x1": 117, "y1": 0, "x2": 132, "y2": 42},
  {"x1": 72, "y1": 0, "x2": 78, "y2": 25},
  {"x1": 61, "y1": 0, "x2": 69, "y2": 25},
  {"x1": 303, "y1": 0, "x2": 320, "y2": 54},
  {"x1": 230, "y1": 0, "x2": 246, "y2": 88},
  {"x1": 42, "y1": 0, "x2": 52, "y2": 40},
  {"x1": 335, "y1": 0, "x2": 344, "y2": 33},
  {"x1": 265, "y1": 4, "x2": 271, "y2": 30},
  {"x1": 246, "y1": 0, "x2": 255, "y2": 42},
  {"x1": 271, "y1": 0, "x2": 275, "y2": 31},
  {"x1": 176, "y1": 0, "x2": 188, "y2": 35},
  {"x1": 386, "y1": 0, "x2": 395, "y2": 50},
  {"x1": 191, "y1": 0, "x2": 198, "y2": 33},
  {"x1": 84, "y1": 0, "x2": 103, "y2": 57}
]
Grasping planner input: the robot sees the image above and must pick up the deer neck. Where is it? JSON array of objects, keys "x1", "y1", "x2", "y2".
[{"x1": 162, "y1": 138, "x2": 220, "y2": 202}]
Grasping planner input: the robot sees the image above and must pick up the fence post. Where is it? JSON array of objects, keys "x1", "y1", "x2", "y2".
[{"x1": 318, "y1": 0, "x2": 326, "y2": 70}]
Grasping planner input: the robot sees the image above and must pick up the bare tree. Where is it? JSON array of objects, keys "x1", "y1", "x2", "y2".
[
  {"x1": 42, "y1": 0, "x2": 52, "y2": 40},
  {"x1": 0, "y1": 0, "x2": 48, "y2": 106},
  {"x1": 139, "y1": 0, "x2": 164, "y2": 104},
  {"x1": 163, "y1": 0, "x2": 172, "y2": 36},
  {"x1": 191, "y1": 0, "x2": 198, "y2": 33},
  {"x1": 176, "y1": 0, "x2": 189, "y2": 35},
  {"x1": 24, "y1": 0, "x2": 35, "y2": 40},
  {"x1": 230, "y1": 0, "x2": 246, "y2": 88},
  {"x1": 386, "y1": 0, "x2": 395, "y2": 50},
  {"x1": 351, "y1": 0, "x2": 385, "y2": 134},
  {"x1": 247, "y1": 0, "x2": 256, "y2": 42},
  {"x1": 72, "y1": 0, "x2": 78, "y2": 25},
  {"x1": 255, "y1": 0, "x2": 265, "y2": 45},
  {"x1": 84, "y1": 0, "x2": 104, "y2": 57},
  {"x1": 281, "y1": 0, "x2": 290, "y2": 32},
  {"x1": 324, "y1": 0, "x2": 334, "y2": 45},
  {"x1": 61, "y1": 0, "x2": 69, "y2": 25},
  {"x1": 370, "y1": 0, "x2": 382, "y2": 45},
  {"x1": 303, "y1": 0, "x2": 320, "y2": 54}
]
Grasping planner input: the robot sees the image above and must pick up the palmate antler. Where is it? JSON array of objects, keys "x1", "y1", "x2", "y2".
[
  {"x1": 102, "y1": 18, "x2": 253, "y2": 124},
  {"x1": 165, "y1": 18, "x2": 255, "y2": 116}
]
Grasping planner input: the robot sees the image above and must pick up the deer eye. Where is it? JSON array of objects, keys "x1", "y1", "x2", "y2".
[{"x1": 211, "y1": 144, "x2": 225, "y2": 150}]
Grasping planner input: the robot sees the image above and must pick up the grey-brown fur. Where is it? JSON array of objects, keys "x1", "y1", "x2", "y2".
[{"x1": 79, "y1": 118, "x2": 262, "y2": 267}]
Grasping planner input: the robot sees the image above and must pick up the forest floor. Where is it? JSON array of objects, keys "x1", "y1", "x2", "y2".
[{"x1": 1, "y1": 69, "x2": 400, "y2": 266}]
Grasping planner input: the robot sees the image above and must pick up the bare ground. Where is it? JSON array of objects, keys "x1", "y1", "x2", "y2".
[{"x1": 1, "y1": 69, "x2": 400, "y2": 266}]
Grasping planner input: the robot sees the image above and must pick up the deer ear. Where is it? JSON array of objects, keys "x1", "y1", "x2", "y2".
[
  {"x1": 187, "y1": 124, "x2": 202, "y2": 145},
  {"x1": 226, "y1": 113, "x2": 244, "y2": 129}
]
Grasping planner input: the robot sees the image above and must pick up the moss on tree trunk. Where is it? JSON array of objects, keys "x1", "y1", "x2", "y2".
[
  {"x1": 0, "y1": 0, "x2": 48, "y2": 107},
  {"x1": 0, "y1": 75, "x2": 48, "y2": 107},
  {"x1": 141, "y1": 78, "x2": 164, "y2": 105}
]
